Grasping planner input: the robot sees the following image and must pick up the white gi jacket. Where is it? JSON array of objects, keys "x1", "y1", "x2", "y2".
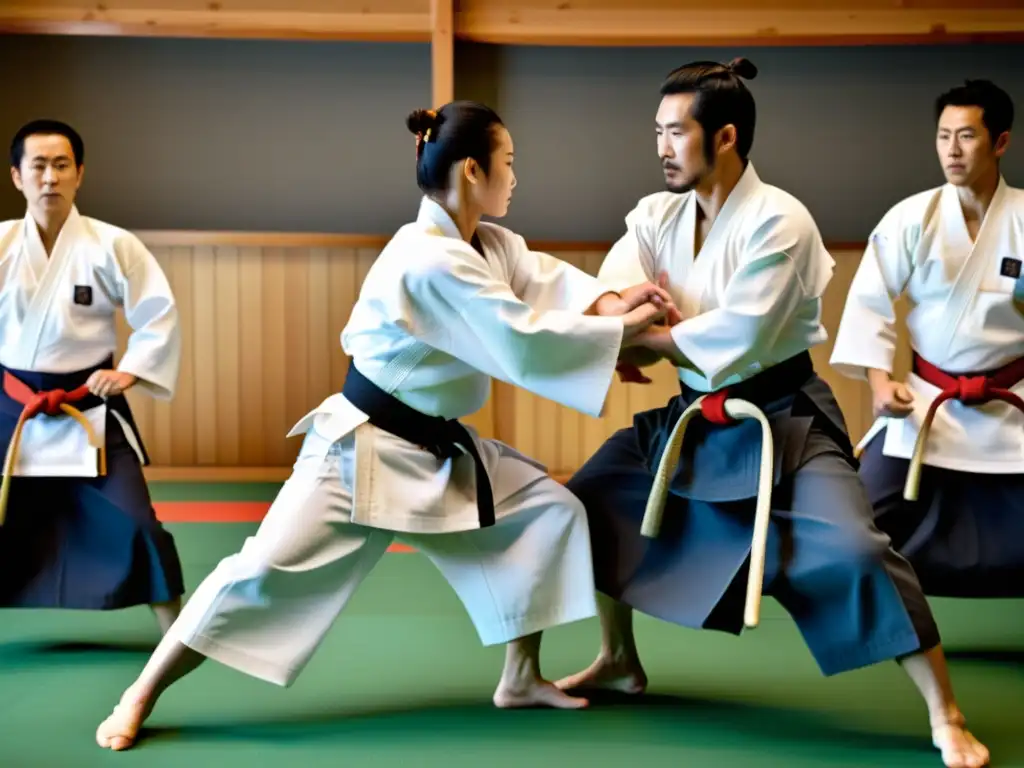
[
  {"x1": 288, "y1": 197, "x2": 625, "y2": 534},
  {"x1": 831, "y1": 178, "x2": 1024, "y2": 473},
  {"x1": 0, "y1": 207, "x2": 180, "y2": 475}
]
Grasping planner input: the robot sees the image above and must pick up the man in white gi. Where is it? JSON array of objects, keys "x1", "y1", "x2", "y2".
[
  {"x1": 95, "y1": 100, "x2": 677, "y2": 750},
  {"x1": 0, "y1": 120, "x2": 183, "y2": 633},
  {"x1": 831, "y1": 79, "x2": 1023, "y2": 601},
  {"x1": 557, "y1": 60, "x2": 990, "y2": 768}
]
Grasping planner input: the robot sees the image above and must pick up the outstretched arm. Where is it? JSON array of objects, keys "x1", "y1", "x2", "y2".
[
  {"x1": 507, "y1": 231, "x2": 674, "y2": 322},
  {"x1": 507, "y1": 232, "x2": 617, "y2": 315},
  {"x1": 400, "y1": 241, "x2": 665, "y2": 417}
]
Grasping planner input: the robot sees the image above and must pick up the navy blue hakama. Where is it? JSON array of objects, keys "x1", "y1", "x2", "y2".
[
  {"x1": 859, "y1": 432, "x2": 1024, "y2": 599},
  {"x1": 0, "y1": 359, "x2": 185, "y2": 610},
  {"x1": 568, "y1": 353, "x2": 941, "y2": 676}
]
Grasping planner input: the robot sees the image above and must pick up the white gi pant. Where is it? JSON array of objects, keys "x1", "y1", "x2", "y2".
[{"x1": 170, "y1": 425, "x2": 598, "y2": 687}]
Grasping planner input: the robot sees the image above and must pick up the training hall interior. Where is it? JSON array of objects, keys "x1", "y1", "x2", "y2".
[{"x1": 1, "y1": 1, "x2": 1023, "y2": 766}]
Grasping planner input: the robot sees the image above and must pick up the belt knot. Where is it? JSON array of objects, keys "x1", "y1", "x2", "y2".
[
  {"x1": 700, "y1": 389, "x2": 734, "y2": 425},
  {"x1": 953, "y1": 375, "x2": 990, "y2": 405},
  {"x1": 26, "y1": 389, "x2": 73, "y2": 417}
]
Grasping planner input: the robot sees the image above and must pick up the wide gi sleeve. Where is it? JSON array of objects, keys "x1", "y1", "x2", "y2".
[
  {"x1": 109, "y1": 234, "x2": 182, "y2": 399},
  {"x1": 402, "y1": 241, "x2": 624, "y2": 417},
  {"x1": 670, "y1": 211, "x2": 831, "y2": 389},
  {"x1": 504, "y1": 231, "x2": 614, "y2": 314},
  {"x1": 829, "y1": 209, "x2": 916, "y2": 380}
]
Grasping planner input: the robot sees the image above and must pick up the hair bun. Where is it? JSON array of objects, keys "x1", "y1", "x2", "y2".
[
  {"x1": 726, "y1": 57, "x2": 758, "y2": 80},
  {"x1": 406, "y1": 108, "x2": 437, "y2": 136}
]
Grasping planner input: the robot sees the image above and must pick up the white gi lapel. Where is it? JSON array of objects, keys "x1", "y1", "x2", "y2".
[
  {"x1": 674, "y1": 197, "x2": 703, "y2": 318},
  {"x1": 978, "y1": 177, "x2": 1013, "y2": 287},
  {"x1": 417, "y1": 196, "x2": 463, "y2": 239},
  {"x1": 13, "y1": 207, "x2": 82, "y2": 369},
  {"x1": 686, "y1": 163, "x2": 760, "y2": 313},
  {"x1": 940, "y1": 182, "x2": 975, "y2": 256},
  {"x1": 700, "y1": 163, "x2": 760, "y2": 256},
  {"x1": 933, "y1": 180, "x2": 1007, "y2": 350},
  {"x1": 21, "y1": 213, "x2": 48, "y2": 288}
]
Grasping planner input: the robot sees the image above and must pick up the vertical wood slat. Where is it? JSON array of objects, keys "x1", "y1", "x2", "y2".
[
  {"x1": 119, "y1": 240, "x2": 385, "y2": 467},
  {"x1": 120, "y1": 238, "x2": 891, "y2": 474},
  {"x1": 260, "y1": 248, "x2": 289, "y2": 466},
  {"x1": 214, "y1": 246, "x2": 241, "y2": 466},
  {"x1": 238, "y1": 247, "x2": 265, "y2": 465}
]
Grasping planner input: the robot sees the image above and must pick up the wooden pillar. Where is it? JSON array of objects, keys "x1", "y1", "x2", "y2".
[{"x1": 430, "y1": 0, "x2": 454, "y2": 106}]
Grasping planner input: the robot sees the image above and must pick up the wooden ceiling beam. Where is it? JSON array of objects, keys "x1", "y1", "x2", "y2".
[{"x1": 3, "y1": 0, "x2": 1021, "y2": 45}]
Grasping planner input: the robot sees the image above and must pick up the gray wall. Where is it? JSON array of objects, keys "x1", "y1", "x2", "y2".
[{"x1": 1, "y1": 34, "x2": 1022, "y2": 242}]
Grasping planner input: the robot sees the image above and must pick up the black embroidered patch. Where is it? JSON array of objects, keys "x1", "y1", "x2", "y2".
[
  {"x1": 1000, "y1": 257, "x2": 1022, "y2": 279},
  {"x1": 73, "y1": 285, "x2": 93, "y2": 306}
]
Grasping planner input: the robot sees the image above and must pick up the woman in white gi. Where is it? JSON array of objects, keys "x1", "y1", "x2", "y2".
[{"x1": 96, "y1": 100, "x2": 675, "y2": 750}]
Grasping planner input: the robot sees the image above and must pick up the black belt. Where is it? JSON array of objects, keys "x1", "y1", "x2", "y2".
[
  {"x1": 341, "y1": 364, "x2": 496, "y2": 528},
  {"x1": 678, "y1": 351, "x2": 814, "y2": 407}
]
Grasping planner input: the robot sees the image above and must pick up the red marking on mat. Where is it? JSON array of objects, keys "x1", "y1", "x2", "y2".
[
  {"x1": 156, "y1": 501, "x2": 269, "y2": 523},
  {"x1": 153, "y1": 502, "x2": 415, "y2": 552}
]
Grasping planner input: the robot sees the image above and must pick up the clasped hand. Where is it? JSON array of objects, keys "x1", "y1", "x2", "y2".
[{"x1": 594, "y1": 274, "x2": 688, "y2": 371}]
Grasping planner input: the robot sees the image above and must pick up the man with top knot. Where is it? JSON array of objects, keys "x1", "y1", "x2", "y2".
[{"x1": 557, "y1": 59, "x2": 990, "y2": 768}]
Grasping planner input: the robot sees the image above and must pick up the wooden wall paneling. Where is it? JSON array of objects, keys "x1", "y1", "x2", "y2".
[
  {"x1": 192, "y1": 245, "x2": 219, "y2": 464},
  {"x1": 169, "y1": 246, "x2": 196, "y2": 465},
  {"x1": 283, "y1": 245, "x2": 311, "y2": 460},
  {"x1": 120, "y1": 239, "x2": 383, "y2": 469},
  {"x1": 121, "y1": 235, "x2": 897, "y2": 479},
  {"x1": 811, "y1": 246, "x2": 868, "y2": 440},
  {"x1": 214, "y1": 245, "x2": 241, "y2": 466},
  {"x1": 237, "y1": 246, "x2": 266, "y2": 466},
  {"x1": 256, "y1": 247, "x2": 285, "y2": 466},
  {"x1": 305, "y1": 247, "x2": 333, "y2": 453}
]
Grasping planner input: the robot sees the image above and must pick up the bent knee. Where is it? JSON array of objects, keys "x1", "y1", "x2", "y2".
[
  {"x1": 843, "y1": 530, "x2": 894, "y2": 570},
  {"x1": 518, "y1": 479, "x2": 593, "y2": 541},
  {"x1": 208, "y1": 541, "x2": 275, "y2": 584},
  {"x1": 800, "y1": 525, "x2": 895, "y2": 580},
  {"x1": 218, "y1": 521, "x2": 323, "y2": 579}
]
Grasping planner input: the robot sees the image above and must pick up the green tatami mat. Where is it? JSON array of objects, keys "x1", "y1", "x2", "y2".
[
  {"x1": 148, "y1": 482, "x2": 283, "y2": 502},
  {"x1": 2, "y1": 522, "x2": 1022, "y2": 768}
]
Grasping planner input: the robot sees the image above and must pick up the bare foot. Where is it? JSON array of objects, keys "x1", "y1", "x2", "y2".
[
  {"x1": 932, "y1": 715, "x2": 990, "y2": 768},
  {"x1": 555, "y1": 653, "x2": 647, "y2": 695},
  {"x1": 96, "y1": 687, "x2": 154, "y2": 751},
  {"x1": 493, "y1": 678, "x2": 589, "y2": 709}
]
